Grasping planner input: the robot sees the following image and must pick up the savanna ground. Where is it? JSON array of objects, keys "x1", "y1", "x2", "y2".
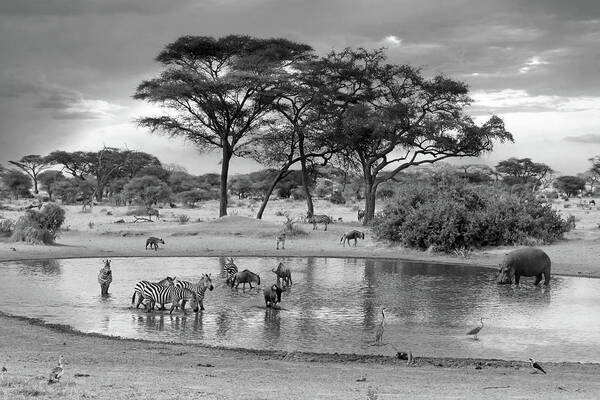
[{"x1": 1, "y1": 198, "x2": 600, "y2": 399}]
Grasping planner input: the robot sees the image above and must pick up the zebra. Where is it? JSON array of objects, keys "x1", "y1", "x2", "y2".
[
  {"x1": 131, "y1": 276, "x2": 175, "y2": 309},
  {"x1": 174, "y1": 274, "x2": 214, "y2": 311},
  {"x1": 223, "y1": 257, "x2": 238, "y2": 285},
  {"x1": 307, "y1": 214, "x2": 332, "y2": 230},
  {"x1": 97, "y1": 259, "x2": 112, "y2": 295},
  {"x1": 143, "y1": 274, "x2": 213, "y2": 313},
  {"x1": 146, "y1": 207, "x2": 160, "y2": 221}
]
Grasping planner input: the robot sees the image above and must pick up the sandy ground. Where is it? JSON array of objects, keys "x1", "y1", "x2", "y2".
[{"x1": 1, "y1": 199, "x2": 600, "y2": 399}]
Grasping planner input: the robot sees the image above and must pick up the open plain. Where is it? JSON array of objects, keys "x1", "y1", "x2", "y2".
[{"x1": 1, "y1": 199, "x2": 600, "y2": 399}]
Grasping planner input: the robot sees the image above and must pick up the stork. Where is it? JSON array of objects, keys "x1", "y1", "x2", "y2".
[
  {"x1": 48, "y1": 354, "x2": 65, "y2": 384},
  {"x1": 466, "y1": 317, "x2": 485, "y2": 340},
  {"x1": 529, "y1": 358, "x2": 546, "y2": 374}
]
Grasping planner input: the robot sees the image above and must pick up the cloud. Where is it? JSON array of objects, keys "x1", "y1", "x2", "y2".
[
  {"x1": 469, "y1": 89, "x2": 600, "y2": 115},
  {"x1": 0, "y1": 0, "x2": 191, "y2": 16},
  {"x1": 564, "y1": 134, "x2": 600, "y2": 144},
  {"x1": 0, "y1": 74, "x2": 123, "y2": 119}
]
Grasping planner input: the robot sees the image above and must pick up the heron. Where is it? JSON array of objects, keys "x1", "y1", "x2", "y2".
[
  {"x1": 529, "y1": 358, "x2": 546, "y2": 374},
  {"x1": 466, "y1": 317, "x2": 485, "y2": 340},
  {"x1": 48, "y1": 354, "x2": 65, "y2": 384},
  {"x1": 374, "y1": 307, "x2": 386, "y2": 345}
]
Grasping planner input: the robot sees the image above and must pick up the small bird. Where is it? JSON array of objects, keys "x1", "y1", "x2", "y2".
[
  {"x1": 374, "y1": 307, "x2": 386, "y2": 345},
  {"x1": 48, "y1": 354, "x2": 65, "y2": 384},
  {"x1": 1, "y1": 366, "x2": 6, "y2": 373},
  {"x1": 466, "y1": 317, "x2": 485, "y2": 340},
  {"x1": 529, "y1": 358, "x2": 547, "y2": 374}
]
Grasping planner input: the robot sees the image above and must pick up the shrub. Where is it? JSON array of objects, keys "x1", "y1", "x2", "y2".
[
  {"x1": 0, "y1": 218, "x2": 14, "y2": 236},
  {"x1": 373, "y1": 180, "x2": 573, "y2": 253},
  {"x1": 177, "y1": 214, "x2": 190, "y2": 224},
  {"x1": 10, "y1": 203, "x2": 66, "y2": 244}
]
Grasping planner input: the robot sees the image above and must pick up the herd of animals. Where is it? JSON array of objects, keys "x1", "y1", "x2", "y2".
[{"x1": 84, "y1": 215, "x2": 555, "y2": 384}]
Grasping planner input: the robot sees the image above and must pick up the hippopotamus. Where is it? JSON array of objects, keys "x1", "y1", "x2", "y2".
[{"x1": 496, "y1": 248, "x2": 551, "y2": 286}]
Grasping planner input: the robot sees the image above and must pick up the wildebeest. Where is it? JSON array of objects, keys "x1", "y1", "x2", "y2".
[
  {"x1": 230, "y1": 269, "x2": 261, "y2": 289},
  {"x1": 263, "y1": 284, "x2": 283, "y2": 308},
  {"x1": 271, "y1": 262, "x2": 292, "y2": 286},
  {"x1": 341, "y1": 230, "x2": 365, "y2": 247},
  {"x1": 146, "y1": 237, "x2": 165, "y2": 251},
  {"x1": 357, "y1": 209, "x2": 365, "y2": 222}
]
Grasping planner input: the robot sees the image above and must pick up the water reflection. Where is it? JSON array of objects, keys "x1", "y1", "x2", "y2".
[
  {"x1": 1, "y1": 257, "x2": 600, "y2": 362},
  {"x1": 16, "y1": 259, "x2": 62, "y2": 276}
]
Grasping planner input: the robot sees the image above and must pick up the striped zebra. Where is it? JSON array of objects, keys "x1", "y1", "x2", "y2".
[
  {"x1": 307, "y1": 214, "x2": 333, "y2": 230},
  {"x1": 143, "y1": 274, "x2": 213, "y2": 313},
  {"x1": 174, "y1": 274, "x2": 214, "y2": 311},
  {"x1": 223, "y1": 257, "x2": 238, "y2": 284},
  {"x1": 97, "y1": 259, "x2": 112, "y2": 296},
  {"x1": 131, "y1": 276, "x2": 175, "y2": 310}
]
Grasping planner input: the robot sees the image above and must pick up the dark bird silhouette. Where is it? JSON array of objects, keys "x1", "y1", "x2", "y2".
[
  {"x1": 1, "y1": 366, "x2": 6, "y2": 373},
  {"x1": 48, "y1": 354, "x2": 64, "y2": 384},
  {"x1": 529, "y1": 358, "x2": 546, "y2": 374},
  {"x1": 466, "y1": 317, "x2": 485, "y2": 340}
]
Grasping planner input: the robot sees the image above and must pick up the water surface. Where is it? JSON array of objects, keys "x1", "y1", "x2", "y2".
[{"x1": 1, "y1": 257, "x2": 599, "y2": 362}]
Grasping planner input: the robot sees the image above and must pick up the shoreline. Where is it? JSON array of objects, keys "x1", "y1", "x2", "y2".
[{"x1": 1, "y1": 310, "x2": 597, "y2": 368}]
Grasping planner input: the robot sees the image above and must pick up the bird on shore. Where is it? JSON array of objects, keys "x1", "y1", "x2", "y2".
[
  {"x1": 407, "y1": 350, "x2": 414, "y2": 367},
  {"x1": 48, "y1": 354, "x2": 65, "y2": 384},
  {"x1": 529, "y1": 358, "x2": 547, "y2": 374},
  {"x1": 374, "y1": 307, "x2": 386, "y2": 346},
  {"x1": 466, "y1": 317, "x2": 485, "y2": 340},
  {"x1": 1, "y1": 366, "x2": 6, "y2": 373}
]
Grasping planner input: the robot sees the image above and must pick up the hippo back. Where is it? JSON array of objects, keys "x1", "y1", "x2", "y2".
[{"x1": 504, "y1": 248, "x2": 551, "y2": 276}]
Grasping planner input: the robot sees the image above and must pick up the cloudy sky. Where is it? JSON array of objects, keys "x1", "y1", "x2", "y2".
[{"x1": 1, "y1": 0, "x2": 599, "y2": 176}]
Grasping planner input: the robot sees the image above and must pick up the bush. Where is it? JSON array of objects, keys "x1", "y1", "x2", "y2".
[
  {"x1": 373, "y1": 180, "x2": 573, "y2": 253},
  {"x1": 0, "y1": 218, "x2": 14, "y2": 236},
  {"x1": 177, "y1": 214, "x2": 190, "y2": 224},
  {"x1": 10, "y1": 203, "x2": 66, "y2": 244}
]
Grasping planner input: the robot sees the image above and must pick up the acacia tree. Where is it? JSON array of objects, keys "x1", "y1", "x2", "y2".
[
  {"x1": 2, "y1": 169, "x2": 32, "y2": 199},
  {"x1": 495, "y1": 157, "x2": 554, "y2": 192},
  {"x1": 38, "y1": 170, "x2": 66, "y2": 200},
  {"x1": 134, "y1": 35, "x2": 313, "y2": 217},
  {"x1": 554, "y1": 175, "x2": 586, "y2": 197},
  {"x1": 46, "y1": 151, "x2": 94, "y2": 180},
  {"x1": 9, "y1": 155, "x2": 52, "y2": 194},
  {"x1": 325, "y1": 48, "x2": 513, "y2": 223}
]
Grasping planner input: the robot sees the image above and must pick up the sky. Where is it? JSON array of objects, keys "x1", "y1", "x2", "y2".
[{"x1": 0, "y1": 0, "x2": 599, "y2": 176}]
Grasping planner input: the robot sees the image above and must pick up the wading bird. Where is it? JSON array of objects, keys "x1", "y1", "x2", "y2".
[
  {"x1": 529, "y1": 358, "x2": 546, "y2": 374},
  {"x1": 466, "y1": 317, "x2": 485, "y2": 340},
  {"x1": 48, "y1": 354, "x2": 65, "y2": 384},
  {"x1": 374, "y1": 307, "x2": 386, "y2": 345}
]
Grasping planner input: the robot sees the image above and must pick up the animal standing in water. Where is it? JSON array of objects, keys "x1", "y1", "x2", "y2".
[
  {"x1": 48, "y1": 354, "x2": 65, "y2": 384},
  {"x1": 271, "y1": 262, "x2": 292, "y2": 286},
  {"x1": 374, "y1": 307, "x2": 386, "y2": 345},
  {"x1": 145, "y1": 237, "x2": 165, "y2": 251},
  {"x1": 223, "y1": 257, "x2": 238, "y2": 285},
  {"x1": 230, "y1": 269, "x2": 261, "y2": 289},
  {"x1": 340, "y1": 230, "x2": 365, "y2": 247},
  {"x1": 466, "y1": 317, "x2": 485, "y2": 340},
  {"x1": 131, "y1": 276, "x2": 175, "y2": 309},
  {"x1": 263, "y1": 284, "x2": 283, "y2": 308},
  {"x1": 97, "y1": 259, "x2": 112, "y2": 296},
  {"x1": 497, "y1": 248, "x2": 551, "y2": 286}
]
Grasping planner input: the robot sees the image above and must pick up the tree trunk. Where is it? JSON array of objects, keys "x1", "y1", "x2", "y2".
[
  {"x1": 33, "y1": 178, "x2": 39, "y2": 194},
  {"x1": 256, "y1": 166, "x2": 290, "y2": 219},
  {"x1": 298, "y1": 137, "x2": 314, "y2": 217},
  {"x1": 219, "y1": 147, "x2": 232, "y2": 217},
  {"x1": 363, "y1": 186, "x2": 377, "y2": 225}
]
